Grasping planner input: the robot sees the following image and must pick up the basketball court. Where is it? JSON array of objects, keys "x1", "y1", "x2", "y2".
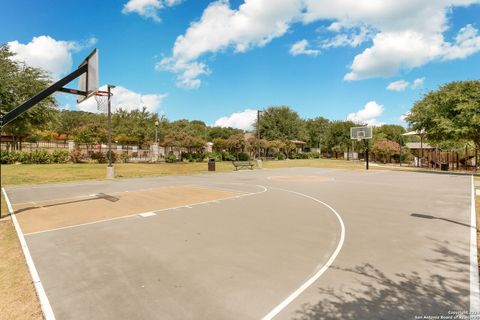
[{"x1": 4, "y1": 167, "x2": 478, "y2": 319}]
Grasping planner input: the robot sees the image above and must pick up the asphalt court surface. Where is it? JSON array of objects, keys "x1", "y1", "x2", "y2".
[{"x1": 5, "y1": 167, "x2": 477, "y2": 319}]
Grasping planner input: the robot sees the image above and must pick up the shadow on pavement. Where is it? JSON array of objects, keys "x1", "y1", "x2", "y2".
[{"x1": 293, "y1": 241, "x2": 469, "y2": 320}]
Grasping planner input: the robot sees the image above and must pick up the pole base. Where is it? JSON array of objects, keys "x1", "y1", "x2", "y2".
[{"x1": 106, "y1": 166, "x2": 115, "y2": 179}]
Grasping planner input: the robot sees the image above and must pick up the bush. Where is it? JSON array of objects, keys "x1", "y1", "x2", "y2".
[
  {"x1": 221, "y1": 151, "x2": 236, "y2": 161},
  {"x1": 30, "y1": 149, "x2": 51, "y2": 164},
  {"x1": 237, "y1": 152, "x2": 250, "y2": 161},
  {"x1": 120, "y1": 152, "x2": 129, "y2": 163},
  {"x1": 52, "y1": 149, "x2": 70, "y2": 163},
  {"x1": 0, "y1": 151, "x2": 10, "y2": 164},
  {"x1": 70, "y1": 149, "x2": 84, "y2": 163},
  {"x1": 181, "y1": 152, "x2": 192, "y2": 161},
  {"x1": 165, "y1": 152, "x2": 177, "y2": 163},
  {"x1": 304, "y1": 152, "x2": 320, "y2": 159},
  {"x1": 205, "y1": 152, "x2": 222, "y2": 161},
  {"x1": 91, "y1": 151, "x2": 107, "y2": 163},
  {"x1": 192, "y1": 153, "x2": 206, "y2": 162},
  {"x1": 275, "y1": 152, "x2": 286, "y2": 160}
]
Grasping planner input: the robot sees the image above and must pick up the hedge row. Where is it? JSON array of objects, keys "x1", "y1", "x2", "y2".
[{"x1": 1, "y1": 149, "x2": 70, "y2": 164}]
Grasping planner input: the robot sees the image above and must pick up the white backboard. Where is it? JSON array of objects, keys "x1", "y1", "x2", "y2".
[{"x1": 77, "y1": 49, "x2": 99, "y2": 104}]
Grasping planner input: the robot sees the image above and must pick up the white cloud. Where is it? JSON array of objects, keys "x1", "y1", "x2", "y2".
[
  {"x1": 411, "y1": 77, "x2": 425, "y2": 89},
  {"x1": 7, "y1": 35, "x2": 96, "y2": 79},
  {"x1": 322, "y1": 25, "x2": 374, "y2": 48},
  {"x1": 347, "y1": 101, "x2": 384, "y2": 126},
  {"x1": 157, "y1": 0, "x2": 303, "y2": 88},
  {"x1": 158, "y1": 0, "x2": 480, "y2": 87},
  {"x1": 399, "y1": 112, "x2": 411, "y2": 122},
  {"x1": 122, "y1": 0, "x2": 183, "y2": 22},
  {"x1": 387, "y1": 80, "x2": 409, "y2": 92},
  {"x1": 214, "y1": 109, "x2": 257, "y2": 130},
  {"x1": 77, "y1": 85, "x2": 167, "y2": 113},
  {"x1": 289, "y1": 39, "x2": 319, "y2": 56}
]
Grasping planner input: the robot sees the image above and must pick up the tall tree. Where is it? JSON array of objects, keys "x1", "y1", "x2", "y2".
[
  {"x1": 406, "y1": 80, "x2": 480, "y2": 148},
  {"x1": 256, "y1": 106, "x2": 307, "y2": 141},
  {"x1": 324, "y1": 121, "x2": 356, "y2": 155},
  {"x1": 305, "y1": 117, "x2": 330, "y2": 148},
  {"x1": 0, "y1": 45, "x2": 57, "y2": 148}
]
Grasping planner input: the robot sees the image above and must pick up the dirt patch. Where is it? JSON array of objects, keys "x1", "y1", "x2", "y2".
[
  {"x1": 14, "y1": 186, "x2": 242, "y2": 234},
  {"x1": 268, "y1": 175, "x2": 334, "y2": 182},
  {"x1": 0, "y1": 220, "x2": 42, "y2": 319}
]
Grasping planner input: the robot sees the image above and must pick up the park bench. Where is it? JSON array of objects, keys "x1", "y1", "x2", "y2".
[{"x1": 232, "y1": 160, "x2": 255, "y2": 171}]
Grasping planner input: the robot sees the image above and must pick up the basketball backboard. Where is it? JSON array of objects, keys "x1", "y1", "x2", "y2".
[
  {"x1": 77, "y1": 49, "x2": 99, "y2": 104},
  {"x1": 350, "y1": 126, "x2": 373, "y2": 140}
]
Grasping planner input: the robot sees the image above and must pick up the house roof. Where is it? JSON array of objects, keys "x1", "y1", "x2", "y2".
[
  {"x1": 291, "y1": 140, "x2": 306, "y2": 144},
  {"x1": 406, "y1": 142, "x2": 434, "y2": 149}
]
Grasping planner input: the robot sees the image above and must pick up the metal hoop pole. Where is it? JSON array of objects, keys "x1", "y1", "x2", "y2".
[{"x1": 107, "y1": 85, "x2": 112, "y2": 167}]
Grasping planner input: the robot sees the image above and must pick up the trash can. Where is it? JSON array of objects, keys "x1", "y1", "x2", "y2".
[
  {"x1": 440, "y1": 163, "x2": 449, "y2": 171},
  {"x1": 208, "y1": 158, "x2": 216, "y2": 171}
]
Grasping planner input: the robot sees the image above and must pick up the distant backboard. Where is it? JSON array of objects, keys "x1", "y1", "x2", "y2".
[
  {"x1": 77, "y1": 49, "x2": 99, "y2": 104},
  {"x1": 350, "y1": 126, "x2": 373, "y2": 140}
]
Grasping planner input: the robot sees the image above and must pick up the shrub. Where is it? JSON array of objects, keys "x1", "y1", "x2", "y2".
[
  {"x1": 192, "y1": 153, "x2": 206, "y2": 162},
  {"x1": 120, "y1": 152, "x2": 129, "y2": 163},
  {"x1": 221, "y1": 151, "x2": 236, "y2": 161},
  {"x1": 181, "y1": 152, "x2": 192, "y2": 161},
  {"x1": 0, "y1": 151, "x2": 11, "y2": 164},
  {"x1": 165, "y1": 152, "x2": 177, "y2": 163},
  {"x1": 205, "y1": 152, "x2": 222, "y2": 161},
  {"x1": 275, "y1": 152, "x2": 286, "y2": 160},
  {"x1": 30, "y1": 149, "x2": 51, "y2": 164},
  {"x1": 52, "y1": 149, "x2": 70, "y2": 163},
  {"x1": 91, "y1": 151, "x2": 107, "y2": 163},
  {"x1": 305, "y1": 152, "x2": 320, "y2": 159},
  {"x1": 237, "y1": 152, "x2": 250, "y2": 161},
  {"x1": 70, "y1": 149, "x2": 84, "y2": 163}
]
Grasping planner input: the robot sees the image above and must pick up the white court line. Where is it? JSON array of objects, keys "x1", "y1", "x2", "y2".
[
  {"x1": 24, "y1": 184, "x2": 268, "y2": 236},
  {"x1": 470, "y1": 176, "x2": 480, "y2": 315},
  {"x1": 261, "y1": 187, "x2": 345, "y2": 320},
  {"x1": 2, "y1": 188, "x2": 56, "y2": 320}
]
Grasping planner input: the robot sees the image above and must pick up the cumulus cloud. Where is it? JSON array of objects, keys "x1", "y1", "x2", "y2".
[
  {"x1": 347, "y1": 101, "x2": 384, "y2": 126},
  {"x1": 122, "y1": 0, "x2": 183, "y2": 22},
  {"x1": 158, "y1": 0, "x2": 480, "y2": 87},
  {"x1": 411, "y1": 77, "x2": 425, "y2": 89},
  {"x1": 7, "y1": 35, "x2": 96, "y2": 79},
  {"x1": 386, "y1": 80, "x2": 410, "y2": 92},
  {"x1": 289, "y1": 39, "x2": 319, "y2": 56},
  {"x1": 399, "y1": 112, "x2": 411, "y2": 122},
  {"x1": 214, "y1": 109, "x2": 257, "y2": 130},
  {"x1": 157, "y1": 0, "x2": 303, "y2": 88},
  {"x1": 77, "y1": 85, "x2": 167, "y2": 113}
]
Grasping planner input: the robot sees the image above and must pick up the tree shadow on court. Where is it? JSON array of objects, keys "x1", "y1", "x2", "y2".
[{"x1": 293, "y1": 241, "x2": 470, "y2": 320}]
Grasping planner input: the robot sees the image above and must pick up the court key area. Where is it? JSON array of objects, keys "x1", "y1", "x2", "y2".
[{"x1": 4, "y1": 168, "x2": 478, "y2": 320}]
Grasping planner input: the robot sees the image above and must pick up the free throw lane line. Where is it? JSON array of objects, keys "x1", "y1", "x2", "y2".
[
  {"x1": 261, "y1": 187, "x2": 345, "y2": 320},
  {"x1": 2, "y1": 188, "x2": 56, "y2": 320}
]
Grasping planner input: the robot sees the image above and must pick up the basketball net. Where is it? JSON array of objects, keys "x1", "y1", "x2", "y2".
[{"x1": 94, "y1": 91, "x2": 112, "y2": 113}]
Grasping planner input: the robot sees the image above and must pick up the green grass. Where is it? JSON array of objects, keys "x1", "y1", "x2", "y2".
[{"x1": 0, "y1": 159, "x2": 362, "y2": 186}]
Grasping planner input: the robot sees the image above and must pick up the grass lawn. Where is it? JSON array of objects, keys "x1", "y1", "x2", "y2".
[
  {"x1": 0, "y1": 218, "x2": 42, "y2": 320},
  {"x1": 0, "y1": 159, "x2": 364, "y2": 186}
]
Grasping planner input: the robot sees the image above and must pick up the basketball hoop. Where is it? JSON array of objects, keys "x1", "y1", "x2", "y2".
[
  {"x1": 356, "y1": 131, "x2": 365, "y2": 141},
  {"x1": 94, "y1": 90, "x2": 112, "y2": 113}
]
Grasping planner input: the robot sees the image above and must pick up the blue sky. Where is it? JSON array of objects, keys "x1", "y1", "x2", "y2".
[{"x1": 1, "y1": 0, "x2": 480, "y2": 130}]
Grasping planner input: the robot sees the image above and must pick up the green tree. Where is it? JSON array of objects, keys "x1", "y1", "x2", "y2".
[
  {"x1": 373, "y1": 125, "x2": 406, "y2": 145},
  {"x1": 406, "y1": 81, "x2": 480, "y2": 148},
  {"x1": 256, "y1": 106, "x2": 307, "y2": 141},
  {"x1": 0, "y1": 45, "x2": 57, "y2": 148},
  {"x1": 305, "y1": 117, "x2": 330, "y2": 149},
  {"x1": 207, "y1": 126, "x2": 243, "y2": 140},
  {"x1": 324, "y1": 121, "x2": 356, "y2": 156},
  {"x1": 372, "y1": 139, "x2": 400, "y2": 163}
]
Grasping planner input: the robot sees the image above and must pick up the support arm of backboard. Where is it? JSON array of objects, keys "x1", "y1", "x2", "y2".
[{"x1": 0, "y1": 63, "x2": 88, "y2": 128}]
